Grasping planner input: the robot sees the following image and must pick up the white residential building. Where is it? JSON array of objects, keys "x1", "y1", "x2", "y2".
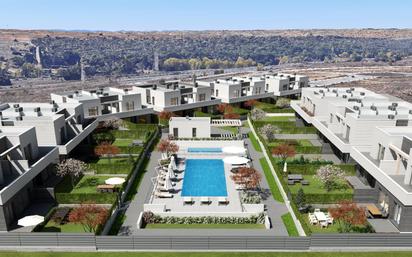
[
  {"x1": 133, "y1": 82, "x2": 220, "y2": 112},
  {"x1": 264, "y1": 73, "x2": 309, "y2": 96},
  {"x1": 169, "y1": 117, "x2": 211, "y2": 138},
  {"x1": 51, "y1": 87, "x2": 150, "y2": 119},
  {"x1": 0, "y1": 126, "x2": 59, "y2": 231},
  {"x1": 0, "y1": 102, "x2": 97, "y2": 155},
  {"x1": 291, "y1": 87, "x2": 412, "y2": 232}
]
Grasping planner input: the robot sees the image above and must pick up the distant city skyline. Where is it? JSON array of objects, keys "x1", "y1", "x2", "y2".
[{"x1": 1, "y1": 0, "x2": 412, "y2": 31}]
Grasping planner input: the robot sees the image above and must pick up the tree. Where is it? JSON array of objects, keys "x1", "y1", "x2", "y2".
[
  {"x1": 101, "y1": 117, "x2": 123, "y2": 130},
  {"x1": 272, "y1": 144, "x2": 296, "y2": 163},
  {"x1": 224, "y1": 112, "x2": 240, "y2": 119},
  {"x1": 328, "y1": 200, "x2": 367, "y2": 233},
  {"x1": 68, "y1": 204, "x2": 109, "y2": 233},
  {"x1": 258, "y1": 124, "x2": 280, "y2": 141},
  {"x1": 244, "y1": 99, "x2": 257, "y2": 109},
  {"x1": 250, "y1": 108, "x2": 266, "y2": 121},
  {"x1": 295, "y1": 188, "x2": 306, "y2": 208},
  {"x1": 158, "y1": 111, "x2": 173, "y2": 126},
  {"x1": 157, "y1": 139, "x2": 179, "y2": 159},
  {"x1": 231, "y1": 167, "x2": 262, "y2": 190},
  {"x1": 276, "y1": 98, "x2": 290, "y2": 109},
  {"x1": 56, "y1": 158, "x2": 87, "y2": 187},
  {"x1": 315, "y1": 165, "x2": 345, "y2": 192},
  {"x1": 94, "y1": 143, "x2": 120, "y2": 164},
  {"x1": 216, "y1": 103, "x2": 232, "y2": 114}
]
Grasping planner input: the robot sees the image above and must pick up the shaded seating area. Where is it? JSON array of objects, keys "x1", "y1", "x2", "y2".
[
  {"x1": 308, "y1": 209, "x2": 334, "y2": 228},
  {"x1": 97, "y1": 184, "x2": 116, "y2": 193},
  {"x1": 287, "y1": 174, "x2": 309, "y2": 186}
]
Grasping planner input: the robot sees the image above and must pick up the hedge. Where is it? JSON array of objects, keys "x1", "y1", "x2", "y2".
[
  {"x1": 112, "y1": 130, "x2": 151, "y2": 140},
  {"x1": 292, "y1": 193, "x2": 353, "y2": 204},
  {"x1": 55, "y1": 193, "x2": 117, "y2": 204},
  {"x1": 262, "y1": 107, "x2": 294, "y2": 113},
  {"x1": 89, "y1": 163, "x2": 133, "y2": 174},
  {"x1": 117, "y1": 146, "x2": 143, "y2": 154}
]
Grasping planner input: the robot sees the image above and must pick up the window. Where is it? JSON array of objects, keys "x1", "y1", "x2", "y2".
[
  {"x1": 125, "y1": 101, "x2": 134, "y2": 111},
  {"x1": 216, "y1": 89, "x2": 219, "y2": 97},
  {"x1": 192, "y1": 128, "x2": 197, "y2": 137},
  {"x1": 170, "y1": 97, "x2": 178, "y2": 106},
  {"x1": 282, "y1": 84, "x2": 288, "y2": 90},
  {"x1": 152, "y1": 96, "x2": 155, "y2": 105},
  {"x1": 173, "y1": 128, "x2": 178, "y2": 138},
  {"x1": 396, "y1": 120, "x2": 408, "y2": 126},
  {"x1": 88, "y1": 107, "x2": 99, "y2": 116},
  {"x1": 345, "y1": 125, "x2": 351, "y2": 140},
  {"x1": 330, "y1": 114, "x2": 333, "y2": 123},
  {"x1": 198, "y1": 93, "x2": 206, "y2": 101},
  {"x1": 394, "y1": 202, "x2": 402, "y2": 224},
  {"x1": 266, "y1": 84, "x2": 269, "y2": 91}
]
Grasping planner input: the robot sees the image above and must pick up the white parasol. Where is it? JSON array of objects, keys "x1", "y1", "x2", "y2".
[
  {"x1": 223, "y1": 156, "x2": 250, "y2": 165},
  {"x1": 18, "y1": 215, "x2": 44, "y2": 227},
  {"x1": 105, "y1": 177, "x2": 126, "y2": 185},
  {"x1": 222, "y1": 146, "x2": 246, "y2": 155}
]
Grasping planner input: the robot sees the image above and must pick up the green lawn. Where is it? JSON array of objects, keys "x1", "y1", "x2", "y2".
[
  {"x1": 288, "y1": 176, "x2": 352, "y2": 195},
  {"x1": 40, "y1": 220, "x2": 86, "y2": 233},
  {"x1": 231, "y1": 106, "x2": 250, "y2": 115},
  {"x1": 96, "y1": 157, "x2": 133, "y2": 165},
  {"x1": 220, "y1": 126, "x2": 239, "y2": 134},
  {"x1": 281, "y1": 213, "x2": 299, "y2": 236},
  {"x1": 145, "y1": 224, "x2": 265, "y2": 229},
  {"x1": 255, "y1": 101, "x2": 278, "y2": 109},
  {"x1": 112, "y1": 138, "x2": 133, "y2": 147},
  {"x1": 248, "y1": 131, "x2": 262, "y2": 152},
  {"x1": 1, "y1": 252, "x2": 412, "y2": 257},
  {"x1": 259, "y1": 158, "x2": 284, "y2": 203},
  {"x1": 301, "y1": 214, "x2": 371, "y2": 234},
  {"x1": 268, "y1": 139, "x2": 313, "y2": 147},
  {"x1": 56, "y1": 175, "x2": 114, "y2": 194},
  {"x1": 262, "y1": 116, "x2": 296, "y2": 122}
]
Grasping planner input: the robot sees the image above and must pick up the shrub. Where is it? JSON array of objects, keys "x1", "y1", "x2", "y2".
[
  {"x1": 240, "y1": 191, "x2": 263, "y2": 204},
  {"x1": 250, "y1": 108, "x2": 266, "y2": 121}
]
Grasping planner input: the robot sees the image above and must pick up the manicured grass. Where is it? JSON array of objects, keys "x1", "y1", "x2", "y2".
[
  {"x1": 56, "y1": 175, "x2": 114, "y2": 194},
  {"x1": 248, "y1": 131, "x2": 262, "y2": 152},
  {"x1": 40, "y1": 220, "x2": 86, "y2": 233},
  {"x1": 145, "y1": 224, "x2": 265, "y2": 229},
  {"x1": 255, "y1": 101, "x2": 278, "y2": 109},
  {"x1": 1, "y1": 252, "x2": 412, "y2": 257},
  {"x1": 302, "y1": 214, "x2": 371, "y2": 234},
  {"x1": 259, "y1": 157, "x2": 284, "y2": 203},
  {"x1": 281, "y1": 213, "x2": 299, "y2": 236},
  {"x1": 288, "y1": 176, "x2": 352, "y2": 195},
  {"x1": 262, "y1": 116, "x2": 296, "y2": 122},
  {"x1": 96, "y1": 157, "x2": 133, "y2": 165},
  {"x1": 220, "y1": 126, "x2": 239, "y2": 134},
  {"x1": 112, "y1": 138, "x2": 133, "y2": 147},
  {"x1": 268, "y1": 139, "x2": 313, "y2": 147},
  {"x1": 231, "y1": 106, "x2": 250, "y2": 115}
]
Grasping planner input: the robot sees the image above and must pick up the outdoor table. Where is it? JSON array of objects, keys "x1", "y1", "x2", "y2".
[
  {"x1": 366, "y1": 204, "x2": 382, "y2": 217},
  {"x1": 314, "y1": 211, "x2": 327, "y2": 222},
  {"x1": 97, "y1": 184, "x2": 115, "y2": 193}
]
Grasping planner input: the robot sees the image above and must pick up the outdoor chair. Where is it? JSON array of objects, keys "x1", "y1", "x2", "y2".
[
  {"x1": 154, "y1": 190, "x2": 173, "y2": 198},
  {"x1": 218, "y1": 197, "x2": 229, "y2": 205},
  {"x1": 200, "y1": 197, "x2": 211, "y2": 205},
  {"x1": 183, "y1": 197, "x2": 194, "y2": 205},
  {"x1": 301, "y1": 180, "x2": 310, "y2": 186}
]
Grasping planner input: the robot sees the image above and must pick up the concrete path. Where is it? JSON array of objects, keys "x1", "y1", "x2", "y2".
[{"x1": 241, "y1": 125, "x2": 289, "y2": 236}]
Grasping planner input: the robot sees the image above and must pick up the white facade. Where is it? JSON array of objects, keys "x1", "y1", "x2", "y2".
[
  {"x1": 169, "y1": 117, "x2": 211, "y2": 138},
  {"x1": 264, "y1": 73, "x2": 309, "y2": 96},
  {"x1": 51, "y1": 87, "x2": 143, "y2": 119}
]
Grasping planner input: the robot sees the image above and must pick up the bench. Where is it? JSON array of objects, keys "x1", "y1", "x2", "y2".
[{"x1": 97, "y1": 184, "x2": 116, "y2": 193}]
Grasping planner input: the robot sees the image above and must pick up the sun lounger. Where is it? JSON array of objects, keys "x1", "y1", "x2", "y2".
[
  {"x1": 183, "y1": 197, "x2": 194, "y2": 205},
  {"x1": 154, "y1": 191, "x2": 173, "y2": 198},
  {"x1": 218, "y1": 197, "x2": 229, "y2": 205},
  {"x1": 200, "y1": 197, "x2": 211, "y2": 205}
]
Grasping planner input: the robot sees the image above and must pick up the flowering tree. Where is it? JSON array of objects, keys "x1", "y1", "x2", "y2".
[
  {"x1": 157, "y1": 139, "x2": 179, "y2": 159},
  {"x1": 315, "y1": 165, "x2": 346, "y2": 192},
  {"x1": 56, "y1": 158, "x2": 87, "y2": 187},
  {"x1": 68, "y1": 204, "x2": 109, "y2": 233},
  {"x1": 250, "y1": 108, "x2": 266, "y2": 121},
  {"x1": 271, "y1": 144, "x2": 296, "y2": 163},
  {"x1": 231, "y1": 167, "x2": 262, "y2": 190},
  {"x1": 276, "y1": 98, "x2": 290, "y2": 108},
  {"x1": 217, "y1": 103, "x2": 232, "y2": 114},
  {"x1": 244, "y1": 99, "x2": 257, "y2": 109},
  {"x1": 223, "y1": 112, "x2": 240, "y2": 119},
  {"x1": 329, "y1": 200, "x2": 367, "y2": 233},
  {"x1": 101, "y1": 117, "x2": 123, "y2": 130},
  {"x1": 258, "y1": 124, "x2": 280, "y2": 141},
  {"x1": 158, "y1": 111, "x2": 173, "y2": 126},
  {"x1": 94, "y1": 143, "x2": 120, "y2": 164}
]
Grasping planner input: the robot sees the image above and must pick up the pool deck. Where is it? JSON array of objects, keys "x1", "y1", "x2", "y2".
[{"x1": 120, "y1": 126, "x2": 288, "y2": 236}]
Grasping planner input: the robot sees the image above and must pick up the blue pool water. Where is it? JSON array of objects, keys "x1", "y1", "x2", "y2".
[
  {"x1": 181, "y1": 159, "x2": 228, "y2": 197},
  {"x1": 187, "y1": 147, "x2": 222, "y2": 153}
]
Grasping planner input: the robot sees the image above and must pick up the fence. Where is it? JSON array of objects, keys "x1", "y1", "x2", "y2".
[{"x1": 2, "y1": 233, "x2": 412, "y2": 250}]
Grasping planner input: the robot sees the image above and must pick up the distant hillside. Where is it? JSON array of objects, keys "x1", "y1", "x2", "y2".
[{"x1": 1, "y1": 28, "x2": 412, "y2": 84}]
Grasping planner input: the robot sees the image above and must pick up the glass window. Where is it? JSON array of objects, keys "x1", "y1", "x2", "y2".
[{"x1": 88, "y1": 107, "x2": 99, "y2": 116}]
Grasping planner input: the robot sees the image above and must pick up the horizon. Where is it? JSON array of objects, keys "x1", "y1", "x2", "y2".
[{"x1": 1, "y1": 0, "x2": 412, "y2": 31}]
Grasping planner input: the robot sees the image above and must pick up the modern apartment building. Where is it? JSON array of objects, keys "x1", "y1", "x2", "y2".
[
  {"x1": 51, "y1": 87, "x2": 150, "y2": 119},
  {"x1": 0, "y1": 126, "x2": 59, "y2": 231},
  {"x1": 197, "y1": 76, "x2": 272, "y2": 103},
  {"x1": 264, "y1": 73, "x2": 309, "y2": 96},
  {"x1": 291, "y1": 87, "x2": 412, "y2": 231},
  {"x1": 0, "y1": 102, "x2": 98, "y2": 155},
  {"x1": 169, "y1": 117, "x2": 211, "y2": 138},
  {"x1": 133, "y1": 82, "x2": 220, "y2": 112}
]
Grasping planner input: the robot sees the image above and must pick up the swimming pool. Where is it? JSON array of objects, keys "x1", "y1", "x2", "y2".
[
  {"x1": 187, "y1": 147, "x2": 222, "y2": 153},
  {"x1": 181, "y1": 159, "x2": 228, "y2": 197}
]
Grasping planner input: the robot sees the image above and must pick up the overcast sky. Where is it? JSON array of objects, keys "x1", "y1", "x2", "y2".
[{"x1": 1, "y1": 0, "x2": 411, "y2": 31}]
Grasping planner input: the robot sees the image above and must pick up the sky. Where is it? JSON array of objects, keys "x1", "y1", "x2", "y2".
[{"x1": 0, "y1": 0, "x2": 411, "y2": 31}]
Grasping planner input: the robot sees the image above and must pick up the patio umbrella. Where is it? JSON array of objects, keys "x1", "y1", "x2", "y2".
[
  {"x1": 167, "y1": 163, "x2": 176, "y2": 179},
  {"x1": 223, "y1": 156, "x2": 249, "y2": 165},
  {"x1": 105, "y1": 177, "x2": 126, "y2": 185},
  {"x1": 18, "y1": 215, "x2": 44, "y2": 227},
  {"x1": 170, "y1": 155, "x2": 178, "y2": 170},
  {"x1": 164, "y1": 176, "x2": 173, "y2": 191},
  {"x1": 283, "y1": 162, "x2": 288, "y2": 173},
  {"x1": 222, "y1": 146, "x2": 246, "y2": 155}
]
